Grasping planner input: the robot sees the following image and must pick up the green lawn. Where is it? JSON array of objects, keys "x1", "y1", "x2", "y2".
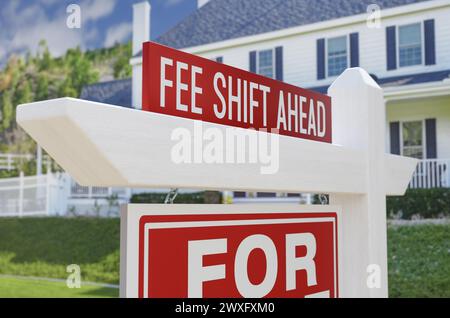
[
  {"x1": 0, "y1": 217, "x2": 448, "y2": 297},
  {"x1": 0, "y1": 217, "x2": 120, "y2": 284},
  {"x1": 387, "y1": 223, "x2": 450, "y2": 298},
  {"x1": 0, "y1": 276, "x2": 118, "y2": 298}
]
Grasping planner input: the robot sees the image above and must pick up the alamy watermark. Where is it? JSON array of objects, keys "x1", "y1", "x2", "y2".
[
  {"x1": 170, "y1": 121, "x2": 280, "y2": 174},
  {"x1": 366, "y1": 4, "x2": 382, "y2": 29},
  {"x1": 66, "y1": 4, "x2": 81, "y2": 29},
  {"x1": 366, "y1": 264, "x2": 381, "y2": 289},
  {"x1": 66, "y1": 264, "x2": 81, "y2": 288}
]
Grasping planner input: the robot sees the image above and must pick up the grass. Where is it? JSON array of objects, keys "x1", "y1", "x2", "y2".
[
  {"x1": 387, "y1": 223, "x2": 450, "y2": 298},
  {"x1": 0, "y1": 276, "x2": 118, "y2": 298},
  {"x1": 0, "y1": 217, "x2": 448, "y2": 297},
  {"x1": 0, "y1": 217, "x2": 120, "y2": 284}
]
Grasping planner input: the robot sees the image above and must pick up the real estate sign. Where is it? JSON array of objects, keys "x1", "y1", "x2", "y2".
[
  {"x1": 16, "y1": 41, "x2": 418, "y2": 299},
  {"x1": 142, "y1": 41, "x2": 332, "y2": 143},
  {"x1": 120, "y1": 205, "x2": 340, "y2": 298}
]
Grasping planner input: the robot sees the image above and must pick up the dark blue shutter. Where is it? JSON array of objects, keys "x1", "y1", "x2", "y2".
[
  {"x1": 216, "y1": 56, "x2": 223, "y2": 63},
  {"x1": 249, "y1": 51, "x2": 257, "y2": 73},
  {"x1": 390, "y1": 122, "x2": 400, "y2": 155},
  {"x1": 275, "y1": 46, "x2": 283, "y2": 81},
  {"x1": 350, "y1": 33, "x2": 359, "y2": 67},
  {"x1": 386, "y1": 26, "x2": 397, "y2": 70},
  {"x1": 317, "y1": 38, "x2": 325, "y2": 79},
  {"x1": 257, "y1": 192, "x2": 276, "y2": 198},
  {"x1": 424, "y1": 19, "x2": 436, "y2": 65},
  {"x1": 425, "y1": 118, "x2": 437, "y2": 158}
]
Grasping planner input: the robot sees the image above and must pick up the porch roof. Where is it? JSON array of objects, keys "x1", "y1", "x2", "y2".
[{"x1": 309, "y1": 69, "x2": 450, "y2": 94}]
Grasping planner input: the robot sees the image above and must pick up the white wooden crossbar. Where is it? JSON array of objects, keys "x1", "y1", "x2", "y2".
[{"x1": 16, "y1": 97, "x2": 416, "y2": 195}]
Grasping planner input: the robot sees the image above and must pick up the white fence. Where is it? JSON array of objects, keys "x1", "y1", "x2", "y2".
[
  {"x1": 0, "y1": 171, "x2": 196, "y2": 217},
  {"x1": 0, "y1": 172, "x2": 133, "y2": 217},
  {"x1": 0, "y1": 172, "x2": 60, "y2": 217},
  {"x1": 0, "y1": 154, "x2": 33, "y2": 170},
  {"x1": 409, "y1": 158, "x2": 450, "y2": 189},
  {"x1": 0, "y1": 153, "x2": 52, "y2": 171}
]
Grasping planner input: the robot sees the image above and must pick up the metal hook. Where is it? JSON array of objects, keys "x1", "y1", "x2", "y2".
[
  {"x1": 164, "y1": 188, "x2": 179, "y2": 204},
  {"x1": 319, "y1": 193, "x2": 328, "y2": 205}
]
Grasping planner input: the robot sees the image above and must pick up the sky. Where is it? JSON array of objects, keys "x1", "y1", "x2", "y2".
[{"x1": 0, "y1": 0, "x2": 197, "y2": 65}]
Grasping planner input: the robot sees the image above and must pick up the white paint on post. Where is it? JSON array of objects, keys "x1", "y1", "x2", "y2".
[
  {"x1": 328, "y1": 67, "x2": 389, "y2": 298},
  {"x1": 132, "y1": 2, "x2": 150, "y2": 56},
  {"x1": 132, "y1": 2, "x2": 150, "y2": 109},
  {"x1": 36, "y1": 145, "x2": 42, "y2": 175}
]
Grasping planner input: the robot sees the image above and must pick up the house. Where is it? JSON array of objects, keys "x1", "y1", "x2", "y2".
[{"x1": 81, "y1": 0, "x2": 450, "y2": 203}]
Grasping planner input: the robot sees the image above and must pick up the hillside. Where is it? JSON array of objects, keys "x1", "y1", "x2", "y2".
[{"x1": 0, "y1": 40, "x2": 132, "y2": 160}]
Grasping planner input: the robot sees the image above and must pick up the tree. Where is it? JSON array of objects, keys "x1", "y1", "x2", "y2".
[
  {"x1": 58, "y1": 78, "x2": 77, "y2": 97},
  {"x1": 113, "y1": 42, "x2": 132, "y2": 79},
  {"x1": 38, "y1": 40, "x2": 53, "y2": 71},
  {"x1": 113, "y1": 55, "x2": 132, "y2": 79},
  {"x1": 5, "y1": 56, "x2": 21, "y2": 89},
  {"x1": 65, "y1": 47, "x2": 99, "y2": 95},
  {"x1": 14, "y1": 80, "x2": 33, "y2": 106},
  {"x1": 1, "y1": 90, "x2": 14, "y2": 131},
  {"x1": 35, "y1": 74, "x2": 49, "y2": 101}
]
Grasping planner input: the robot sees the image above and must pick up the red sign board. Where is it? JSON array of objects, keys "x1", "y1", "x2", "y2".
[
  {"x1": 137, "y1": 211, "x2": 338, "y2": 298},
  {"x1": 142, "y1": 41, "x2": 332, "y2": 143}
]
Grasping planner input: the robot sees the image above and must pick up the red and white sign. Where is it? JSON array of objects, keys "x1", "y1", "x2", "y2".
[
  {"x1": 120, "y1": 205, "x2": 340, "y2": 298},
  {"x1": 142, "y1": 41, "x2": 332, "y2": 143}
]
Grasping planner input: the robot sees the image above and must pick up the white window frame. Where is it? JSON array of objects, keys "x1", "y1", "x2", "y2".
[
  {"x1": 256, "y1": 48, "x2": 275, "y2": 79},
  {"x1": 399, "y1": 119, "x2": 426, "y2": 159},
  {"x1": 396, "y1": 21, "x2": 425, "y2": 69},
  {"x1": 325, "y1": 35, "x2": 350, "y2": 78}
]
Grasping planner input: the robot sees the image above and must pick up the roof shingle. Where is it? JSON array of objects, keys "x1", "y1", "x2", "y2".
[
  {"x1": 80, "y1": 78, "x2": 132, "y2": 108},
  {"x1": 155, "y1": 0, "x2": 432, "y2": 49}
]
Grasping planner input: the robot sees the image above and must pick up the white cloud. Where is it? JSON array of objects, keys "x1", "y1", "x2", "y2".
[
  {"x1": 82, "y1": 0, "x2": 117, "y2": 22},
  {"x1": 104, "y1": 22, "x2": 132, "y2": 47},
  {"x1": 0, "y1": 0, "x2": 118, "y2": 63}
]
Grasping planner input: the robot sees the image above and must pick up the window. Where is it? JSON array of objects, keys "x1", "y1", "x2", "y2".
[
  {"x1": 257, "y1": 49, "x2": 274, "y2": 78},
  {"x1": 402, "y1": 121, "x2": 424, "y2": 159},
  {"x1": 327, "y1": 36, "x2": 348, "y2": 77},
  {"x1": 398, "y1": 23, "x2": 422, "y2": 67}
]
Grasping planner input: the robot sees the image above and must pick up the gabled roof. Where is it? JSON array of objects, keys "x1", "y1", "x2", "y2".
[
  {"x1": 155, "y1": 0, "x2": 432, "y2": 50},
  {"x1": 309, "y1": 69, "x2": 450, "y2": 94},
  {"x1": 79, "y1": 78, "x2": 132, "y2": 108}
]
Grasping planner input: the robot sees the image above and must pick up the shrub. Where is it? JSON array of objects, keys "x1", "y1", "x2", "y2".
[
  {"x1": 387, "y1": 188, "x2": 450, "y2": 219},
  {"x1": 130, "y1": 191, "x2": 222, "y2": 204}
]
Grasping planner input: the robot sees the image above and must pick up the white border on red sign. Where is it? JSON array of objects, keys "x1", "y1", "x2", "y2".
[
  {"x1": 120, "y1": 204, "x2": 342, "y2": 299},
  {"x1": 143, "y1": 217, "x2": 337, "y2": 298}
]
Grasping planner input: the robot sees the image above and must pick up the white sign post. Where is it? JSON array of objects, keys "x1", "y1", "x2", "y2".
[
  {"x1": 329, "y1": 68, "x2": 392, "y2": 297},
  {"x1": 16, "y1": 67, "x2": 417, "y2": 298}
]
